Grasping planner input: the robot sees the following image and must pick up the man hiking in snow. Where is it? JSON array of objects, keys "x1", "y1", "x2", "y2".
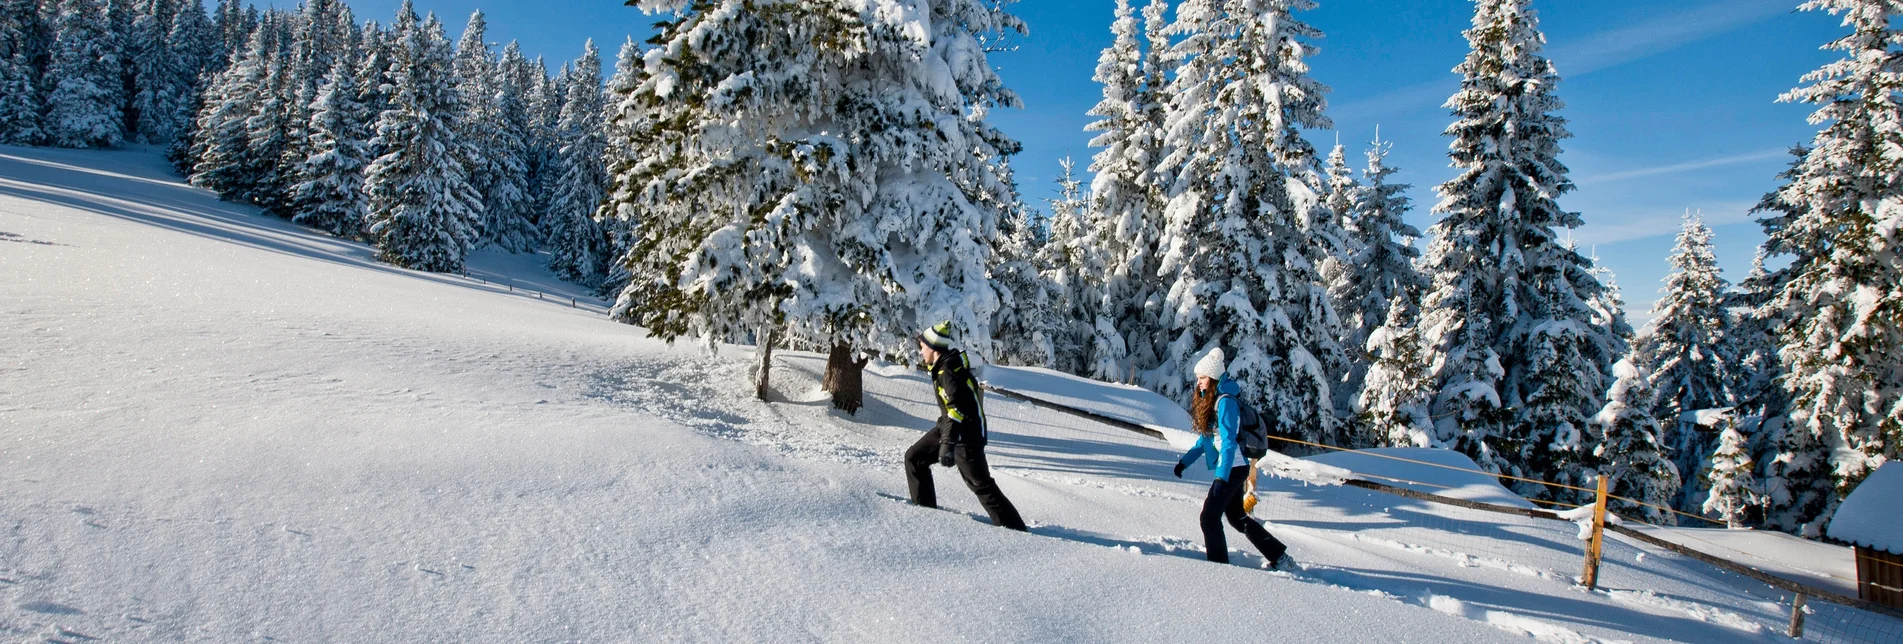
[
  {"x1": 1173, "y1": 348, "x2": 1290, "y2": 567},
  {"x1": 904, "y1": 321, "x2": 1028, "y2": 531}
]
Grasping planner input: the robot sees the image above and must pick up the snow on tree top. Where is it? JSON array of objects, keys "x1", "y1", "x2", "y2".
[{"x1": 1828, "y1": 461, "x2": 1903, "y2": 553}]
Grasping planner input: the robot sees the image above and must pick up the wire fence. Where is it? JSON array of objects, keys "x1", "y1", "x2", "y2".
[{"x1": 959, "y1": 380, "x2": 1903, "y2": 644}]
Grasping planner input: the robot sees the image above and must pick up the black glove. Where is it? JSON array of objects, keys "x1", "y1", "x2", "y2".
[
  {"x1": 1173, "y1": 462, "x2": 1187, "y2": 478},
  {"x1": 938, "y1": 443, "x2": 956, "y2": 467}
]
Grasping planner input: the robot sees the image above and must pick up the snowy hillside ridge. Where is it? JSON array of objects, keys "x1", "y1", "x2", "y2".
[
  {"x1": 10, "y1": 145, "x2": 1902, "y2": 642},
  {"x1": 1827, "y1": 462, "x2": 1903, "y2": 552},
  {"x1": 1304, "y1": 448, "x2": 1535, "y2": 509}
]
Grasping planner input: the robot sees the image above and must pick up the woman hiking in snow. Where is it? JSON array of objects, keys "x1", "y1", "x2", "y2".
[
  {"x1": 904, "y1": 322, "x2": 1028, "y2": 531},
  {"x1": 1173, "y1": 348, "x2": 1290, "y2": 567}
]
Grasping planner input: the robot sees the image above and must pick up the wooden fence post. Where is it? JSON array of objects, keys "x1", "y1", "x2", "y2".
[
  {"x1": 1581, "y1": 476, "x2": 1609, "y2": 590},
  {"x1": 1789, "y1": 592, "x2": 1807, "y2": 638}
]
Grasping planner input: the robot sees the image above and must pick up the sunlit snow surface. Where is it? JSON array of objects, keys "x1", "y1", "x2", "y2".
[{"x1": 0, "y1": 146, "x2": 1890, "y2": 642}]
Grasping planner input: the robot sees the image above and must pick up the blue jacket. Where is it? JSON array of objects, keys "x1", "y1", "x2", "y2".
[{"x1": 1178, "y1": 377, "x2": 1244, "y2": 480}]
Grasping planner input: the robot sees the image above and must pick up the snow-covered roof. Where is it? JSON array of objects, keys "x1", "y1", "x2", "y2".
[{"x1": 1828, "y1": 462, "x2": 1903, "y2": 553}]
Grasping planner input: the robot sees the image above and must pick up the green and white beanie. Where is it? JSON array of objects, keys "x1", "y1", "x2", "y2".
[{"x1": 919, "y1": 321, "x2": 956, "y2": 351}]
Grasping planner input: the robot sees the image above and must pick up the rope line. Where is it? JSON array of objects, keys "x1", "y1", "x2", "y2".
[{"x1": 1261, "y1": 434, "x2": 1726, "y2": 526}]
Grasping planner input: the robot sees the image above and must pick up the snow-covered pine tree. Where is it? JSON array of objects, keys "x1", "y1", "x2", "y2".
[
  {"x1": 1702, "y1": 414, "x2": 1762, "y2": 528},
  {"x1": 993, "y1": 162, "x2": 1056, "y2": 369},
  {"x1": 45, "y1": 0, "x2": 123, "y2": 148},
  {"x1": 1339, "y1": 136, "x2": 1423, "y2": 372},
  {"x1": 189, "y1": 25, "x2": 268, "y2": 197},
  {"x1": 354, "y1": 22, "x2": 392, "y2": 122},
  {"x1": 1152, "y1": 0, "x2": 1342, "y2": 447},
  {"x1": 362, "y1": 11, "x2": 481, "y2": 273},
  {"x1": 275, "y1": 0, "x2": 354, "y2": 196},
  {"x1": 291, "y1": 64, "x2": 367, "y2": 238},
  {"x1": 1416, "y1": 0, "x2": 1626, "y2": 494},
  {"x1": 1082, "y1": 0, "x2": 1165, "y2": 384},
  {"x1": 210, "y1": 0, "x2": 250, "y2": 74},
  {"x1": 594, "y1": 37, "x2": 647, "y2": 295},
  {"x1": 1637, "y1": 212, "x2": 1736, "y2": 511},
  {"x1": 1592, "y1": 357, "x2": 1682, "y2": 524},
  {"x1": 242, "y1": 15, "x2": 296, "y2": 214},
  {"x1": 450, "y1": 10, "x2": 498, "y2": 244},
  {"x1": 1034, "y1": 157, "x2": 1095, "y2": 373},
  {"x1": 483, "y1": 40, "x2": 539, "y2": 253},
  {"x1": 526, "y1": 59, "x2": 563, "y2": 238},
  {"x1": 1743, "y1": 150, "x2": 1831, "y2": 534},
  {"x1": 0, "y1": 0, "x2": 44, "y2": 144},
  {"x1": 544, "y1": 40, "x2": 609, "y2": 286},
  {"x1": 1320, "y1": 141, "x2": 1360, "y2": 241},
  {"x1": 1359, "y1": 293, "x2": 1435, "y2": 448},
  {"x1": 128, "y1": 0, "x2": 213, "y2": 145},
  {"x1": 611, "y1": 0, "x2": 1023, "y2": 380},
  {"x1": 1752, "y1": 0, "x2": 1903, "y2": 534},
  {"x1": 165, "y1": 1, "x2": 221, "y2": 168}
]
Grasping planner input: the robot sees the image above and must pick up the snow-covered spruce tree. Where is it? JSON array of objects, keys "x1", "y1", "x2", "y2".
[
  {"x1": 1592, "y1": 357, "x2": 1682, "y2": 525},
  {"x1": 1153, "y1": 0, "x2": 1343, "y2": 446},
  {"x1": 1082, "y1": 0, "x2": 1167, "y2": 383},
  {"x1": 131, "y1": 0, "x2": 216, "y2": 146},
  {"x1": 0, "y1": 0, "x2": 44, "y2": 144},
  {"x1": 611, "y1": 0, "x2": 1023, "y2": 396},
  {"x1": 483, "y1": 40, "x2": 540, "y2": 253},
  {"x1": 544, "y1": 40, "x2": 609, "y2": 286},
  {"x1": 1637, "y1": 213, "x2": 1736, "y2": 511},
  {"x1": 525, "y1": 59, "x2": 564, "y2": 237},
  {"x1": 362, "y1": 12, "x2": 482, "y2": 274},
  {"x1": 451, "y1": 10, "x2": 499, "y2": 244},
  {"x1": 189, "y1": 26, "x2": 269, "y2": 198},
  {"x1": 1034, "y1": 157, "x2": 1095, "y2": 373},
  {"x1": 291, "y1": 65, "x2": 368, "y2": 238},
  {"x1": 1740, "y1": 153, "x2": 1833, "y2": 534},
  {"x1": 354, "y1": 22, "x2": 392, "y2": 123},
  {"x1": 1702, "y1": 414, "x2": 1763, "y2": 528},
  {"x1": 993, "y1": 166, "x2": 1055, "y2": 369},
  {"x1": 595, "y1": 37, "x2": 648, "y2": 295},
  {"x1": 1416, "y1": 0, "x2": 1625, "y2": 494},
  {"x1": 1336, "y1": 136, "x2": 1424, "y2": 437},
  {"x1": 243, "y1": 17, "x2": 296, "y2": 215},
  {"x1": 1751, "y1": 0, "x2": 1903, "y2": 533},
  {"x1": 1359, "y1": 293, "x2": 1436, "y2": 448},
  {"x1": 44, "y1": 0, "x2": 122, "y2": 148},
  {"x1": 1320, "y1": 141, "x2": 1360, "y2": 241}
]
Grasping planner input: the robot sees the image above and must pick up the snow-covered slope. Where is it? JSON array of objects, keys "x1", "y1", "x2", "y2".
[{"x1": 2, "y1": 146, "x2": 1893, "y2": 643}]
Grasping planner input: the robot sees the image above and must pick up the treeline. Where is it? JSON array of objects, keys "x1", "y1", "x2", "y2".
[{"x1": 0, "y1": 0, "x2": 622, "y2": 281}]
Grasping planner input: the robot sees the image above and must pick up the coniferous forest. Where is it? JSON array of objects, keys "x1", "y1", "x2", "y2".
[{"x1": 2, "y1": 0, "x2": 1898, "y2": 538}]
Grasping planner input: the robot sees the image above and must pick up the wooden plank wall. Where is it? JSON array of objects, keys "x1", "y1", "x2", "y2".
[{"x1": 1857, "y1": 547, "x2": 1903, "y2": 609}]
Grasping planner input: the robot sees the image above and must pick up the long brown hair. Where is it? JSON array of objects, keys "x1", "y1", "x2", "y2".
[{"x1": 1190, "y1": 381, "x2": 1217, "y2": 436}]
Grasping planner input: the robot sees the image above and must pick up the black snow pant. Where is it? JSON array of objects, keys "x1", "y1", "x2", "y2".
[
  {"x1": 904, "y1": 428, "x2": 1027, "y2": 531},
  {"x1": 1202, "y1": 465, "x2": 1286, "y2": 564}
]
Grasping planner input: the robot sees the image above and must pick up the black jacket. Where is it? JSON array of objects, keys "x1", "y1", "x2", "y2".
[{"x1": 930, "y1": 349, "x2": 988, "y2": 448}]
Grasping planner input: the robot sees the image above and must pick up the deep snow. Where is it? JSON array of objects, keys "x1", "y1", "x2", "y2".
[{"x1": 1, "y1": 146, "x2": 1895, "y2": 643}]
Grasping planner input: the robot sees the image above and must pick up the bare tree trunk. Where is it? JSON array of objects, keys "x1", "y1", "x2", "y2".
[
  {"x1": 755, "y1": 328, "x2": 777, "y2": 401},
  {"x1": 824, "y1": 342, "x2": 868, "y2": 415}
]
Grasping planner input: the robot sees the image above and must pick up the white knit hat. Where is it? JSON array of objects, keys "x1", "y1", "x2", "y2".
[{"x1": 1193, "y1": 348, "x2": 1226, "y2": 379}]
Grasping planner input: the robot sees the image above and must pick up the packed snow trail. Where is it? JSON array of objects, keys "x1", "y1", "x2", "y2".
[{"x1": 2, "y1": 146, "x2": 1892, "y2": 643}]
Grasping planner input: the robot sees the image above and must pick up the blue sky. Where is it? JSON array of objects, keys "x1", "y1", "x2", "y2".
[{"x1": 292, "y1": 0, "x2": 1848, "y2": 325}]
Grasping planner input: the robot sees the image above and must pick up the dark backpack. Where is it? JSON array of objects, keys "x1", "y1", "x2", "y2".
[{"x1": 1223, "y1": 395, "x2": 1271, "y2": 460}]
